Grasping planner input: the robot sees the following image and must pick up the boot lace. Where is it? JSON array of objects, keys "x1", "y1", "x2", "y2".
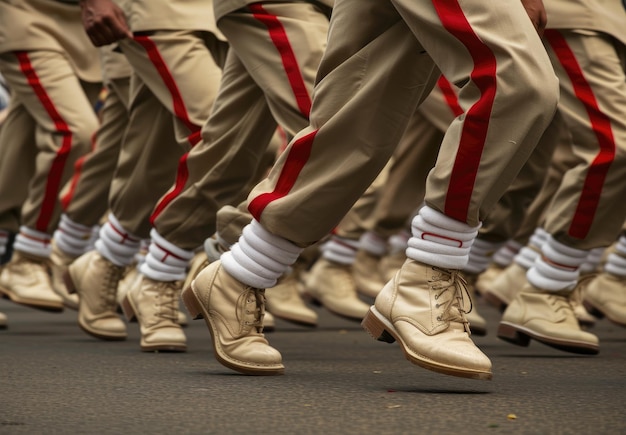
[
  {"x1": 239, "y1": 288, "x2": 266, "y2": 333},
  {"x1": 102, "y1": 263, "x2": 124, "y2": 310},
  {"x1": 154, "y1": 282, "x2": 180, "y2": 323},
  {"x1": 431, "y1": 267, "x2": 473, "y2": 332}
]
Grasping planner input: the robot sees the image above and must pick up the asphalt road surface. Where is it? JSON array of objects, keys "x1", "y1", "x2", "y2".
[{"x1": 1, "y1": 293, "x2": 625, "y2": 434}]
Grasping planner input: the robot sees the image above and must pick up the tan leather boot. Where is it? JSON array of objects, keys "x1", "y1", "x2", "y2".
[
  {"x1": 362, "y1": 259, "x2": 492, "y2": 380},
  {"x1": 461, "y1": 272, "x2": 487, "y2": 336},
  {"x1": 266, "y1": 269, "x2": 317, "y2": 327},
  {"x1": 66, "y1": 251, "x2": 127, "y2": 340},
  {"x1": 353, "y1": 250, "x2": 386, "y2": 298},
  {"x1": 303, "y1": 258, "x2": 370, "y2": 321},
  {"x1": 122, "y1": 275, "x2": 187, "y2": 352},
  {"x1": 50, "y1": 241, "x2": 79, "y2": 310},
  {"x1": 482, "y1": 263, "x2": 527, "y2": 311},
  {"x1": 116, "y1": 265, "x2": 140, "y2": 309},
  {"x1": 182, "y1": 260, "x2": 283, "y2": 375},
  {"x1": 264, "y1": 311, "x2": 276, "y2": 332},
  {"x1": 0, "y1": 252, "x2": 63, "y2": 312},
  {"x1": 570, "y1": 273, "x2": 597, "y2": 328},
  {"x1": 379, "y1": 250, "x2": 406, "y2": 282},
  {"x1": 474, "y1": 263, "x2": 505, "y2": 296},
  {"x1": 584, "y1": 272, "x2": 626, "y2": 327},
  {"x1": 498, "y1": 283, "x2": 599, "y2": 354},
  {"x1": 0, "y1": 311, "x2": 7, "y2": 329}
]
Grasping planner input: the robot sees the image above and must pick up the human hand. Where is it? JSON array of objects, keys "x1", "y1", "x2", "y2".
[{"x1": 80, "y1": 0, "x2": 132, "y2": 46}]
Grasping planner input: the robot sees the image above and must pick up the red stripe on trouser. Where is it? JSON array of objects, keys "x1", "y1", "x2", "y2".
[
  {"x1": 432, "y1": 0, "x2": 497, "y2": 222},
  {"x1": 133, "y1": 35, "x2": 202, "y2": 223},
  {"x1": 544, "y1": 30, "x2": 616, "y2": 239},
  {"x1": 133, "y1": 35, "x2": 201, "y2": 140},
  {"x1": 437, "y1": 75, "x2": 463, "y2": 117},
  {"x1": 15, "y1": 51, "x2": 74, "y2": 232},
  {"x1": 61, "y1": 130, "x2": 98, "y2": 210},
  {"x1": 248, "y1": 130, "x2": 318, "y2": 220},
  {"x1": 249, "y1": 3, "x2": 312, "y2": 117},
  {"x1": 150, "y1": 153, "x2": 191, "y2": 225}
]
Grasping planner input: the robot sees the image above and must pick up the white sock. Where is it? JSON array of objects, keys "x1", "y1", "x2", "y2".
[
  {"x1": 0, "y1": 230, "x2": 8, "y2": 257},
  {"x1": 580, "y1": 247, "x2": 605, "y2": 274},
  {"x1": 527, "y1": 236, "x2": 587, "y2": 291},
  {"x1": 514, "y1": 227, "x2": 548, "y2": 270},
  {"x1": 492, "y1": 240, "x2": 522, "y2": 267},
  {"x1": 86, "y1": 225, "x2": 100, "y2": 252},
  {"x1": 359, "y1": 231, "x2": 387, "y2": 257},
  {"x1": 321, "y1": 235, "x2": 359, "y2": 265},
  {"x1": 95, "y1": 213, "x2": 140, "y2": 266},
  {"x1": 140, "y1": 230, "x2": 193, "y2": 282},
  {"x1": 406, "y1": 206, "x2": 480, "y2": 269},
  {"x1": 464, "y1": 238, "x2": 503, "y2": 274},
  {"x1": 13, "y1": 226, "x2": 52, "y2": 258},
  {"x1": 222, "y1": 220, "x2": 303, "y2": 289},
  {"x1": 388, "y1": 230, "x2": 409, "y2": 255},
  {"x1": 53, "y1": 214, "x2": 93, "y2": 256},
  {"x1": 605, "y1": 235, "x2": 626, "y2": 277}
]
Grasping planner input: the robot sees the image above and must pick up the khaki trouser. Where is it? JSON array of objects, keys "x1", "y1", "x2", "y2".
[
  {"x1": 60, "y1": 49, "x2": 132, "y2": 227},
  {"x1": 0, "y1": 51, "x2": 100, "y2": 234},
  {"x1": 152, "y1": 3, "x2": 330, "y2": 249},
  {"x1": 107, "y1": 30, "x2": 226, "y2": 238},
  {"x1": 247, "y1": 0, "x2": 558, "y2": 247},
  {"x1": 540, "y1": 30, "x2": 626, "y2": 249}
]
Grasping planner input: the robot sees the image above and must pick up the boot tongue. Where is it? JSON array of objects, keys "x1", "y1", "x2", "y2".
[
  {"x1": 237, "y1": 288, "x2": 265, "y2": 335},
  {"x1": 432, "y1": 268, "x2": 471, "y2": 334}
]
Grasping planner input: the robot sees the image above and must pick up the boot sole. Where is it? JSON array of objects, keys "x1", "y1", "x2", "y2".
[
  {"x1": 482, "y1": 291, "x2": 508, "y2": 313},
  {"x1": 0, "y1": 284, "x2": 64, "y2": 313},
  {"x1": 141, "y1": 343, "x2": 187, "y2": 353},
  {"x1": 265, "y1": 308, "x2": 317, "y2": 328},
  {"x1": 497, "y1": 321, "x2": 599, "y2": 355},
  {"x1": 302, "y1": 292, "x2": 367, "y2": 323},
  {"x1": 583, "y1": 300, "x2": 626, "y2": 328},
  {"x1": 362, "y1": 307, "x2": 492, "y2": 381},
  {"x1": 182, "y1": 283, "x2": 284, "y2": 376}
]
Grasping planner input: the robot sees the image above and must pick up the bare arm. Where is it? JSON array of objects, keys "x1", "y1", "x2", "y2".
[{"x1": 80, "y1": 0, "x2": 132, "y2": 47}]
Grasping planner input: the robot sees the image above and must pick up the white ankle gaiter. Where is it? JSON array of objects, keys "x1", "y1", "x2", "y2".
[
  {"x1": 95, "y1": 213, "x2": 140, "y2": 266},
  {"x1": 492, "y1": 240, "x2": 522, "y2": 267},
  {"x1": 464, "y1": 238, "x2": 503, "y2": 274},
  {"x1": 407, "y1": 206, "x2": 480, "y2": 269},
  {"x1": 527, "y1": 236, "x2": 587, "y2": 291},
  {"x1": 140, "y1": 229, "x2": 193, "y2": 282},
  {"x1": 0, "y1": 230, "x2": 8, "y2": 257},
  {"x1": 388, "y1": 230, "x2": 409, "y2": 255},
  {"x1": 54, "y1": 214, "x2": 93, "y2": 256},
  {"x1": 86, "y1": 225, "x2": 100, "y2": 252},
  {"x1": 14, "y1": 226, "x2": 52, "y2": 258},
  {"x1": 605, "y1": 235, "x2": 626, "y2": 277},
  {"x1": 359, "y1": 231, "x2": 387, "y2": 257},
  {"x1": 321, "y1": 235, "x2": 359, "y2": 265},
  {"x1": 514, "y1": 227, "x2": 549, "y2": 270},
  {"x1": 222, "y1": 220, "x2": 303, "y2": 289},
  {"x1": 580, "y1": 247, "x2": 605, "y2": 274}
]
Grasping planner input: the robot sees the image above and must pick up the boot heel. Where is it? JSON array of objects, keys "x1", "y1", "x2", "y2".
[
  {"x1": 583, "y1": 301, "x2": 604, "y2": 319},
  {"x1": 497, "y1": 323, "x2": 530, "y2": 347},
  {"x1": 361, "y1": 309, "x2": 395, "y2": 343},
  {"x1": 120, "y1": 295, "x2": 136, "y2": 322},
  {"x1": 181, "y1": 285, "x2": 204, "y2": 320}
]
